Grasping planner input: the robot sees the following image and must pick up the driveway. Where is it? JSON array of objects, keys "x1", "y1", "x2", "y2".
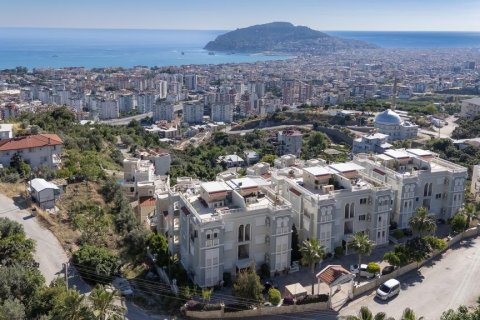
[{"x1": 338, "y1": 236, "x2": 480, "y2": 319}]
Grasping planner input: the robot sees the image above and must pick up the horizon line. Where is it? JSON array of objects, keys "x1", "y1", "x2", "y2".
[{"x1": 0, "y1": 26, "x2": 479, "y2": 33}]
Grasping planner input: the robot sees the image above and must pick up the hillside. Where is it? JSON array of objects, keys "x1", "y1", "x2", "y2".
[{"x1": 204, "y1": 22, "x2": 376, "y2": 53}]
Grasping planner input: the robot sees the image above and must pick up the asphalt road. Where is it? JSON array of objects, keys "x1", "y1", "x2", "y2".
[
  {"x1": 0, "y1": 194, "x2": 168, "y2": 320},
  {"x1": 339, "y1": 236, "x2": 480, "y2": 320},
  {"x1": 99, "y1": 112, "x2": 153, "y2": 126}
]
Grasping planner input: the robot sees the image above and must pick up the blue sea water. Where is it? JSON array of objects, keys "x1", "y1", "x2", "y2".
[
  {"x1": 0, "y1": 28, "x2": 289, "y2": 69},
  {"x1": 326, "y1": 31, "x2": 480, "y2": 48},
  {"x1": 1, "y1": 28, "x2": 480, "y2": 69}
]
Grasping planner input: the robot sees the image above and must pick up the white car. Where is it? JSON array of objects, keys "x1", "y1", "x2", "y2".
[
  {"x1": 376, "y1": 279, "x2": 400, "y2": 300},
  {"x1": 349, "y1": 264, "x2": 375, "y2": 279}
]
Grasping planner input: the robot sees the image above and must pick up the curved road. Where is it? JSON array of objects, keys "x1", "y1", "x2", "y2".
[{"x1": 0, "y1": 194, "x2": 168, "y2": 320}]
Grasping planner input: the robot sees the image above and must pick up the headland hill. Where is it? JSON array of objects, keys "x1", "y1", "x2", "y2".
[{"x1": 204, "y1": 21, "x2": 377, "y2": 54}]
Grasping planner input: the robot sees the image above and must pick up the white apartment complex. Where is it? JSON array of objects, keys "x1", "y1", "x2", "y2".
[
  {"x1": 153, "y1": 102, "x2": 175, "y2": 122},
  {"x1": 183, "y1": 102, "x2": 204, "y2": 124},
  {"x1": 460, "y1": 97, "x2": 480, "y2": 118},
  {"x1": 354, "y1": 149, "x2": 467, "y2": 228},
  {"x1": 211, "y1": 104, "x2": 234, "y2": 123},
  {"x1": 277, "y1": 130, "x2": 303, "y2": 156},
  {"x1": 173, "y1": 177, "x2": 292, "y2": 287}
]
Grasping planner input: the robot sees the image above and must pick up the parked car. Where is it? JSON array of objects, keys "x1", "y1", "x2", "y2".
[
  {"x1": 350, "y1": 264, "x2": 375, "y2": 279},
  {"x1": 376, "y1": 279, "x2": 400, "y2": 301},
  {"x1": 381, "y1": 265, "x2": 395, "y2": 275}
]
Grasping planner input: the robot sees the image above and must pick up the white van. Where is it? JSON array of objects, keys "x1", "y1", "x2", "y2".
[{"x1": 376, "y1": 279, "x2": 400, "y2": 300}]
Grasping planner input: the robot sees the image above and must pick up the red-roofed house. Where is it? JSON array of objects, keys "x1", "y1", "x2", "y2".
[{"x1": 0, "y1": 134, "x2": 63, "y2": 169}]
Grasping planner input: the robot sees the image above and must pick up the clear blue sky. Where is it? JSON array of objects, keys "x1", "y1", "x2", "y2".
[{"x1": 1, "y1": 0, "x2": 479, "y2": 31}]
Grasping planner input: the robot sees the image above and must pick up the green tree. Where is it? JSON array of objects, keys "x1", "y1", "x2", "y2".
[
  {"x1": 0, "y1": 265, "x2": 44, "y2": 305},
  {"x1": 268, "y1": 288, "x2": 281, "y2": 305},
  {"x1": 232, "y1": 266, "x2": 264, "y2": 303},
  {"x1": 146, "y1": 233, "x2": 169, "y2": 267},
  {"x1": 462, "y1": 203, "x2": 478, "y2": 230},
  {"x1": 409, "y1": 207, "x2": 436, "y2": 237},
  {"x1": 348, "y1": 232, "x2": 373, "y2": 267},
  {"x1": 366, "y1": 262, "x2": 380, "y2": 275},
  {"x1": 383, "y1": 252, "x2": 401, "y2": 268},
  {"x1": 300, "y1": 238, "x2": 325, "y2": 294},
  {"x1": 89, "y1": 284, "x2": 125, "y2": 320},
  {"x1": 448, "y1": 214, "x2": 467, "y2": 235},
  {"x1": 401, "y1": 308, "x2": 424, "y2": 320},
  {"x1": 260, "y1": 154, "x2": 276, "y2": 166},
  {"x1": 52, "y1": 289, "x2": 94, "y2": 320},
  {"x1": 0, "y1": 298, "x2": 25, "y2": 320},
  {"x1": 346, "y1": 306, "x2": 388, "y2": 320},
  {"x1": 201, "y1": 287, "x2": 213, "y2": 303},
  {"x1": 441, "y1": 305, "x2": 480, "y2": 320},
  {"x1": 73, "y1": 245, "x2": 120, "y2": 283}
]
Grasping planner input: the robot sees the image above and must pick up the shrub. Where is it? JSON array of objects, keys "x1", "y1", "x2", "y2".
[
  {"x1": 393, "y1": 229, "x2": 405, "y2": 239},
  {"x1": 334, "y1": 246, "x2": 344, "y2": 258},
  {"x1": 366, "y1": 262, "x2": 380, "y2": 274},
  {"x1": 268, "y1": 288, "x2": 281, "y2": 305},
  {"x1": 448, "y1": 214, "x2": 467, "y2": 235},
  {"x1": 296, "y1": 294, "x2": 329, "y2": 305},
  {"x1": 424, "y1": 236, "x2": 447, "y2": 251}
]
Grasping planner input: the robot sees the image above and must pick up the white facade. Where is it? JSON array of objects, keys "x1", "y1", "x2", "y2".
[
  {"x1": 352, "y1": 133, "x2": 392, "y2": 154},
  {"x1": 0, "y1": 124, "x2": 13, "y2": 140},
  {"x1": 153, "y1": 102, "x2": 175, "y2": 122},
  {"x1": 175, "y1": 177, "x2": 292, "y2": 287},
  {"x1": 137, "y1": 93, "x2": 156, "y2": 114},
  {"x1": 183, "y1": 102, "x2": 204, "y2": 124},
  {"x1": 470, "y1": 165, "x2": 480, "y2": 199},
  {"x1": 158, "y1": 80, "x2": 168, "y2": 99},
  {"x1": 354, "y1": 149, "x2": 468, "y2": 228},
  {"x1": 0, "y1": 134, "x2": 63, "y2": 169},
  {"x1": 460, "y1": 97, "x2": 480, "y2": 118},
  {"x1": 277, "y1": 130, "x2": 303, "y2": 156},
  {"x1": 211, "y1": 104, "x2": 234, "y2": 123},
  {"x1": 374, "y1": 109, "x2": 418, "y2": 141},
  {"x1": 97, "y1": 99, "x2": 119, "y2": 120}
]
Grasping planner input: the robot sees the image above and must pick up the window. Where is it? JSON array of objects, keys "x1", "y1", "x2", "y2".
[
  {"x1": 378, "y1": 216, "x2": 382, "y2": 222},
  {"x1": 436, "y1": 193, "x2": 441, "y2": 199},
  {"x1": 360, "y1": 198, "x2": 367, "y2": 205},
  {"x1": 245, "y1": 224, "x2": 250, "y2": 241},
  {"x1": 344, "y1": 203, "x2": 350, "y2": 219},
  {"x1": 359, "y1": 214, "x2": 366, "y2": 221},
  {"x1": 238, "y1": 225, "x2": 244, "y2": 242},
  {"x1": 349, "y1": 202, "x2": 355, "y2": 218}
]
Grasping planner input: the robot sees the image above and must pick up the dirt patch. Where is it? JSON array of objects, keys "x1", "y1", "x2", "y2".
[{"x1": 0, "y1": 182, "x2": 26, "y2": 198}]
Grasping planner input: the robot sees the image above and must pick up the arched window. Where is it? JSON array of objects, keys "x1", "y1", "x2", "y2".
[
  {"x1": 428, "y1": 183, "x2": 433, "y2": 196},
  {"x1": 206, "y1": 230, "x2": 212, "y2": 240},
  {"x1": 350, "y1": 202, "x2": 355, "y2": 218},
  {"x1": 245, "y1": 224, "x2": 250, "y2": 241},
  {"x1": 344, "y1": 203, "x2": 350, "y2": 219},
  {"x1": 424, "y1": 183, "x2": 429, "y2": 197},
  {"x1": 238, "y1": 225, "x2": 244, "y2": 242}
]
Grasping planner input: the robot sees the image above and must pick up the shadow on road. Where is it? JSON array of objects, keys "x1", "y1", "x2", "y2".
[
  {"x1": 22, "y1": 214, "x2": 34, "y2": 220},
  {"x1": 400, "y1": 270, "x2": 424, "y2": 288},
  {"x1": 12, "y1": 196, "x2": 28, "y2": 209}
]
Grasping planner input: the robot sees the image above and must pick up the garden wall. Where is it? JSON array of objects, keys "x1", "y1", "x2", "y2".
[{"x1": 186, "y1": 301, "x2": 329, "y2": 319}]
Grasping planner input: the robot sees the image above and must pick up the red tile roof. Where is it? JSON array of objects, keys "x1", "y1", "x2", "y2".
[
  {"x1": 317, "y1": 265, "x2": 351, "y2": 285},
  {"x1": 0, "y1": 134, "x2": 63, "y2": 152},
  {"x1": 289, "y1": 187, "x2": 302, "y2": 196},
  {"x1": 139, "y1": 196, "x2": 156, "y2": 208}
]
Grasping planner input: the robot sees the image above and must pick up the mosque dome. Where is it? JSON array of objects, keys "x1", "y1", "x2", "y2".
[{"x1": 374, "y1": 109, "x2": 403, "y2": 125}]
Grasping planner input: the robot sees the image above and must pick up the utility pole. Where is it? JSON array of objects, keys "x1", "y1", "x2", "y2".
[{"x1": 63, "y1": 262, "x2": 69, "y2": 289}]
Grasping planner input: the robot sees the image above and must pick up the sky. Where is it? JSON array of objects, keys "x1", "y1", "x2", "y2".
[{"x1": 0, "y1": 0, "x2": 479, "y2": 31}]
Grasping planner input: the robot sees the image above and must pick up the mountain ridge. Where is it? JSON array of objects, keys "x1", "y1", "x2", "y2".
[{"x1": 204, "y1": 22, "x2": 377, "y2": 53}]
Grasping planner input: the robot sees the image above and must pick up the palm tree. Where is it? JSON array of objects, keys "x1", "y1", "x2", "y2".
[
  {"x1": 401, "y1": 308, "x2": 424, "y2": 320},
  {"x1": 300, "y1": 238, "x2": 325, "y2": 294},
  {"x1": 346, "y1": 306, "x2": 390, "y2": 320},
  {"x1": 409, "y1": 207, "x2": 436, "y2": 237},
  {"x1": 55, "y1": 290, "x2": 94, "y2": 320},
  {"x1": 463, "y1": 203, "x2": 478, "y2": 230},
  {"x1": 89, "y1": 285, "x2": 126, "y2": 320},
  {"x1": 348, "y1": 232, "x2": 373, "y2": 267}
]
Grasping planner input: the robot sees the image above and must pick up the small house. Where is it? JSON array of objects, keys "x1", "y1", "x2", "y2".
[{"x1": 28, "y1": 178, "x2": 61, "y2": 209}]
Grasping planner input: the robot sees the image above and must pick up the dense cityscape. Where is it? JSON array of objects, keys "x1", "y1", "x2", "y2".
[{"x1": 1, "y1": 5, "x2": 480, "y2": 320}]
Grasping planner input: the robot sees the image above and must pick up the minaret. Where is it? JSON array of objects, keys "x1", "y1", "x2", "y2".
[{"x1": 392, "y1": 77, "x2": 397, "y2": 111}]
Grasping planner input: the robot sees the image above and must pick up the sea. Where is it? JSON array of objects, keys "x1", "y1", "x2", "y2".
[{"x1": 1, "y1": 28, "x2": 480, "y2": 69}]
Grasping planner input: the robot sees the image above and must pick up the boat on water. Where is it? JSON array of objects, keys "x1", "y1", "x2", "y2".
[{"x1": 208, "y1": 51, "x2": 215, "y2": 55}]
